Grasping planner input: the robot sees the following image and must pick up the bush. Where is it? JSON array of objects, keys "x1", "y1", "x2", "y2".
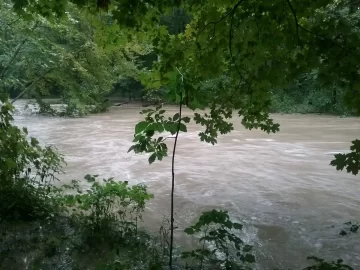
[
  {"x1": 0, "y1": 96, "x2": 64, "y2": 220},
  {"x1": 182, "y1": 209, "x2": 255, "y2": 270},
  {"x1": 61, "y1": 175, "x2": 154, "y2": 240}
]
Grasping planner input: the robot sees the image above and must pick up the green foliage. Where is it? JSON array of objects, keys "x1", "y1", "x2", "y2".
[
  {"x1": 142, "y1": 87, "x2": 167, "y2": 105},
  {"x1": 182, "y1": 209, "x2": 254, "y2": 270},
  {"x1": 97, "y1": 228, "x2": 168, "y2": 270},
  {"x1": 0, "y1": 1, "x2": 146, "y2": 115},
  {"x1": 270, "y1": 72, "x2": 353, "y2": 115},
  {"x1": 330, "y1": 140, "x2": 360, "y2": 175},
  {"x1": 61, "y1": 174, "x2": 153, "y2": 237},
  {"x1": 0, "y1": 96, "x2": 64, "y2": 220},
  {"x1": 303, "y1": 257, "x2": 354, "y2": 270},
  {"x1": 111, "y1": 77, "x2": 145, "y2": 101},
  {"x1": 339, "y1": 221, "x2": 359, "y2": 236},
  {"x1": 128, "y1": 104, "x2": 190, "y2": 164},
  {"x1": 160, "y1": 7, "x2": 192, "y2": 35}
]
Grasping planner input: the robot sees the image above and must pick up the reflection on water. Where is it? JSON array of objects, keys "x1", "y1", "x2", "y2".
[{"x1": 13, "y1": 101, "x2": 360, "y2": 269}]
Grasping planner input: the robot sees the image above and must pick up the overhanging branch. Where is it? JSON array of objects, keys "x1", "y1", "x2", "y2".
[
  {"x1": 11, "y1": 67, "x2": 55, "y2": 104},
  {"x1": 286, "y1": 0, "x2": 302, "y2": 45},
  {"x1": 285, "y1": 0, "x2": 357, "y2": 57}
]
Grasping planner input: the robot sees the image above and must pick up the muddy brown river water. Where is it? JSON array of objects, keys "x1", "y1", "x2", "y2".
[{"x1": 13, "y1": 101, "x2": 360, "y2": 269}]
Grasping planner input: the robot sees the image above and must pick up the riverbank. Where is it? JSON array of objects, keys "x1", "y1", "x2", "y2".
[
  {"x1": 13, "y1": 97, "x2": 357, "y2": 118},
  {"x1": 0, "y1": 216, "x2": 168, "y2": 269}
]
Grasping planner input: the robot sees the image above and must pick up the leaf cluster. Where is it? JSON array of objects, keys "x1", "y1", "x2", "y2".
[
  {"x1": 330, "y1": 140, "x2": 360, "y2": 175},
  {"x1": 128, "y1": 104, "x2": 190, "y2": 164},
  {"x1": 303, "y1": 256, "x2": 354, "y2": 270},
  {"x1": 60, "y1": 174, "x2": 153, "y2": 235},
  {"x1": 183, "y1": 209, "x2": 255, "y2": 270}
]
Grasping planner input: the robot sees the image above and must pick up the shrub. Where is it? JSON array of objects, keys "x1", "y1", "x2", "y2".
[
  {"x1": 61, "y1": 174, "x2": 154, "y2": 240},
  {"x1": 182, "y1": 209, "x2": 255, "y2": 270},
  {"x1": 0, "y1": 96, "x2": 64, "y2": 220}
]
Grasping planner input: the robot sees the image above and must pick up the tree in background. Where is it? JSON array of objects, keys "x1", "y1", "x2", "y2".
[{"x1": 0, "y1": 1, "x2": 149, "y2": 115}]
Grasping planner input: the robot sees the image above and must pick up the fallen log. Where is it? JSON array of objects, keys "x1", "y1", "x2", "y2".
[{"x1": 114, "y1": 101, "x2": 130, "y2": 106}]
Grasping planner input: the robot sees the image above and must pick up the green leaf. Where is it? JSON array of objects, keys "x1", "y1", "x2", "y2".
[
  {"x1": 141, "y1": 109, "x2": 154, "y2": 114},
  {"x1": 233, "y1": 223, "x2": 243, "y2": 230},
  {"x1": 5, "y1": 158, "x2": 16, "y2": 169},
  {"x1": 182, "y1": 116, "x2": 191, "y2": 123},
  {"x1": 149, "y1": 122, "x2": 164, "y2": 133},
  {"x1": 127, "y1": 145, "x2": 135, "y2": 153},
  {"x1": 179, "y1": 123, "x2": 187, "y2": 132},
  {"x1": 135, "y1": 121, "x2": 149, "y2": 134},
  {"x1": 184, "y1": 228, "x2": 195, "y2": 235},
  {"x1": 30, "y1": 137, "x2": 39, "y2": 146},
  {"x1": 241, "y1": 254, "x2": 255, "y2": 263},
  {"x1": 148, "y1": 153, "x2": 157, "y2": 164},
  {"x1": 146, "y1": 129, "x2": 155, "y2": 137},
  {"x1": 164, "y1": 122, "x2": 177, "y2": 134},
  {"x1": 243, "y1": 245, "x2": 253, "y2": 252},
  {"x1": 173, "y1": 113, "x2": 180, "y2": 121}
]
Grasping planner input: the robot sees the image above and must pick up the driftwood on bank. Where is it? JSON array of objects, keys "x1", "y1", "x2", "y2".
[
  {"x1": 114, "y1": 101, "x2": 130, "y2": 106},
  {"x1": 113, "y1": 101, "x2": 166, "y2": 107}
]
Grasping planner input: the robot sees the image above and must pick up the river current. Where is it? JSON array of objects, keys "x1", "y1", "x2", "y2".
[{"x1": 13, "y1": 101, "x2": 360, "y2": 269}]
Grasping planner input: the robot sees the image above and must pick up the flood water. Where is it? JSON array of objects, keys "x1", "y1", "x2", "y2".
[{"x1": 13, "y1": 101, "x2": 360, "y2": 269}]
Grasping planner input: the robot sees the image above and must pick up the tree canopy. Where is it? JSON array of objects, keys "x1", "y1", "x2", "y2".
[{"x1": 0, "y1": 0, "x2": 149, "y2": 114}]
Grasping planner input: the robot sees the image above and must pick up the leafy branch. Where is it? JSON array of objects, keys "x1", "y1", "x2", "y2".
[
  {"x1": 331, "y1": 139, "x2": 360, "y2": 175},
  {"x1": 195, "y1": 0, "x2": 243, "y2": 40},
  {"x1": 0, "y1": 21, "x2": 39, "y2": 80},
  {"x1": 285, "y1": 0, "x2": 357, "y2": 58},
  {"x1": 128, "y1": 68, "x2": 190, "y2": 269},
  {"x1": 11, "y1": 67, "x2": 55, "y2": 104}
]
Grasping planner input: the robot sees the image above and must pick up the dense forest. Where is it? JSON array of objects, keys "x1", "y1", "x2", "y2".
[{"x1": 1, "y1": 0, "x2": 360, "y2": 269}]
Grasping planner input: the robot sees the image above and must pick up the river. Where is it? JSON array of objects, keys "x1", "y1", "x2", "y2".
[{"x1": 13, "y1": 101, "x2": 360, "y2": 269}]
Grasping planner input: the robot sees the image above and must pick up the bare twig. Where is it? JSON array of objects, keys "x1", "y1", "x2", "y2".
[
  {"x1": 227, "y1": 0, "x2": 250, "y2": 103},
  {"x1": 195, "y1": 2, "x2": 240, "y2": 40},
  {"x1": 297, "y1": 24, "x2": 357, "y2": 57},
  {"x1": 10, "y1": 44, "x2": 89, "y2": 104},
  {"x1": 6, "y1": 17, "x2": 21, "y2": 26},
  {"x1": 179, "y1": 0, "x2": 244, "y2": 54},
  {"x1": 229, "y1": 0, "x2": 247, "y2": 81},
  {"x1": 286, "y1": 0, "x2": 302, "y2": 45},
  {"x1": 163, "y1": 136, "x2": 176, "y2": 141}
]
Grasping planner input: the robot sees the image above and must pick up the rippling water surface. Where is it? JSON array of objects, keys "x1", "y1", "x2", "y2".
[{"x1": 13, "y1": 101, "x2": 360, "y2": 269}]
